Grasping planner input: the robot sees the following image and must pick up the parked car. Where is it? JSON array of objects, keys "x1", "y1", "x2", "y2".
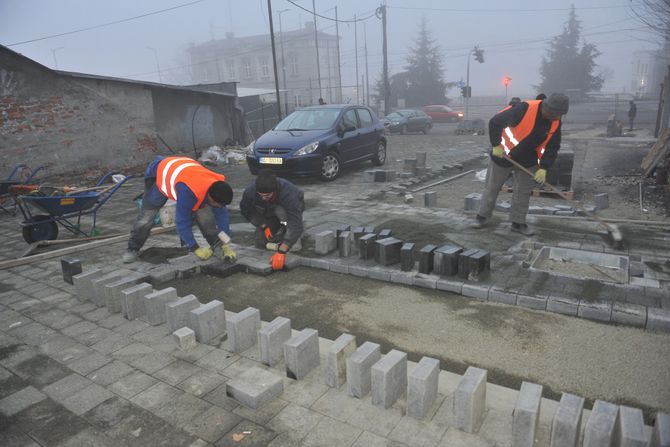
[
  {"x1": 245, "y1": 105, "x2": 387, "y2": 181},
  {"x1": 380, "y1": 109, "x2": 432, "y2": 134},
  {"x1": 422, "y1": 105, "x2": 464, "y2": 123}
]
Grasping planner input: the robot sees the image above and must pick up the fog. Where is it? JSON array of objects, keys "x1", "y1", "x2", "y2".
[{"x1": 0, "y1": 0, "x2": 661, "y2": 98}]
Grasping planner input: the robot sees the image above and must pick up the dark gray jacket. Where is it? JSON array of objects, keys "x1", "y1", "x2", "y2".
[{"x1": 240, "y1": 177, "x2": 304, "y2": 246}]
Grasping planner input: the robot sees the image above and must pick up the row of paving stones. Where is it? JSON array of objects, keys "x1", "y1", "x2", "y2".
[{"x1": 4, "y1": 256, "x2": 668, "y2": 447}]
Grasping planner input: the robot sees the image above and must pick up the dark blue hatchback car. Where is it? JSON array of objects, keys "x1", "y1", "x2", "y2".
[{"x1": 245, "y1": 105, "x2": 387, "y2": 181}]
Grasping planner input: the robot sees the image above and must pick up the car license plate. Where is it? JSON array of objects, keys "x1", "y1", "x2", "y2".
[{"x1": 260, "y1": 157, "x2": 283, "y2": 165}]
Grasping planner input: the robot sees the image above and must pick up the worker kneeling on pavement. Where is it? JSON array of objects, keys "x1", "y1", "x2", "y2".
[
  {"x1": 472, "y1": 93, "x2": 569, "y2": 236},
  {"x1": 240, "y1": 169, "x2": 304, "y2": 271},
  {"x1": 123, "y1": 155, "x2": 236, "y2": 263}
]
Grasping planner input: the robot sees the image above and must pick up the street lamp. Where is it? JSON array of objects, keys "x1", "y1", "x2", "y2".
[
  {"x1": 146, "y1": 47, "x2": 162, "y2": 83},
  {"x1": 277, "y1": 8, "x2": 290, "y2": 115},
  {"x1": 51, "y1": 47, "x2": 64, "y2": 69}
]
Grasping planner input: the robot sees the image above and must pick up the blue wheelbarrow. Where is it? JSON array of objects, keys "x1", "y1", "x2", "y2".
[
  {"x1": 16, "y1": 172, "x2": 132, "y2": 243},
  {"x1": 0, "y1": 164, "x2": 46, "y2": 216}
]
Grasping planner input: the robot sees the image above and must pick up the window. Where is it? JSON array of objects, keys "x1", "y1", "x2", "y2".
[
  {"x1": 243, "y1": 58, "x2": 253, "y2": 79},
  {"x1": 289, "y1": 54, "x2": 298, "y2": 76},
  {"x1": 227, "y1": 61, "x2": 235, "y2": 80},
  {"x1": 294, "y1": 95, "x2": 302, "y2": 107},
  {"x1": 259, "y1": 56, "x2": 269, "y2": 78},
  {"x1": 357, "y1": 108, "x2": 373, "y2": 127},
  {"x1": 342, "y1": 109, "x2": 359, "y2": 129}
]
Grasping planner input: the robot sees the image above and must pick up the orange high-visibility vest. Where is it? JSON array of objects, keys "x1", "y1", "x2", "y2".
[
  {"x1": 156, "y1": 157, "x2": 226, "y2": 211},
  {"x1": 498, "y1": 100, "x2": 560, "y2": 161}
]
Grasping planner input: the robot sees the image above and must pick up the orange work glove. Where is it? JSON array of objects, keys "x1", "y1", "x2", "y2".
[
  {"x1": 264, "y1": 227, "x2": 273, "y2": 241},
  {"x1": 270, "y1": 252, "x2": 285, "y2": 271}
]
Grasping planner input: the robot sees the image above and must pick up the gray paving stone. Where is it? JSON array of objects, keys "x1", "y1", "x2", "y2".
[
  {"x1": 174, "y1": 327, "x2": 197, "y2": 351},
  {"x1": 120, "y1": 282, "x2": 152, "y2": 320},
  {"x1": 104, "y1": 275, "x2": 144, "y2": 313},
  {"x1": 517, "y1": 294, "x2": 548, "y2": 311},
  {"x1": 228, "y1": 307, "x2": 261, "y2": 353},
  {"x1": 311, "y1": 387, "x2": 363, "y2": 423},
  {"x1": 131, "y1": 381, "x2": 184, "y2": 410},
  {"x1": 547, "y1": 295, "x2": 579, "y2": 316},
  {"x1": 346, "y1": 398, "x2": 404, "y2": 438},
  {"x1": 144, "y1": 287, "x2": 178, "y2": 326},
  {"x1": 108, "y1": 370, "x2": 158, "y2": 399},
  {"x1": 90, "y1": 272, "x2": 126, "y2": 307},
  {"x1": 259, "y1": 316, "x2": 292, "y2": 367},
  {"x1": 436, "y1": 278, "x2": 464, "y2": 294},
  {"x1": 359, "y1": 233, "x2": 378, "y2": 260},
  {"x1": 226, "y1": 366, "x2": 283, "y2": 409},
  {"x1": 42, "y1": 373, "x2": 92, "y2": 403},
  {"x1": 650, "y1": 412, "x2": 670, "y2": 447},
  {"x1": 216, "y1": 419, "x2": 277, "y2": 446},
  {"x1": 267, "y1": 402, "x2": 323, "y2": 442},
  {"x1": 65, "y1": 351, "x2": 112, "y2": 376},
  {"x1": 301, "y1": 417, "x2": 363, "y2": 447},
  {"x1": 155, "y1": 359, "x2": 203, "y2": 386},
  {"x1": 413, "y1": 273, "x2": 438, "y2": 289},
  {"x1": 488, "y1": 288, "x2": 517, "y2": 305},
  {"x1": 453, "y1": 366, "x2": 487, "y2": 433},
  {"x1": 371, "y1": 349, "x2": 407, "y2": 409},
  {"x1": 88, "y1": 360, "x2": 135, "y2": 386},
  {"x1": 418, "y1": 244, "x2": 438, "y2": 274},
  {"x1": 195, "y1": 349, "x2": 240, "y2": 372},
  {"x1": 461, "y1": 283, "x2": 490, "y2": 301},
  {"x1": 407, "y1": 356, "x2": 439, "y2": 419},
  {"x1": 338, "y1": 231, "x2": 353, "y2": 257},
  {"x1": 167, "y1": 294, "x2": 200, "y2": 332},
  {"x1": 284, "y1": 328, "x2": 319, "y2": 380},
  {"x1": 375, "y1": 237, "x2": 403, "y2": 266},
  {"x1": 72, "y1": 269, "x2": 102, "y2": 302},
  {"x1": 611, "y1": 302, "x2": 647, "y2": 328},
  {"x1": 189, "y1": 300, "x2": 226, "y2": 343},
  {"x1": 647, "y1": 308, "x2": 670, "y2": 333},
  {"x1": 347, "y1": 342, "x2": 382, "y2": 398},
  {"x1": 389, "y1": 414, "x2": 448, "y2": 447},
  {"x1": 0, "y1": 385, "x2": 47, "y2": 416},
  {"x1": 61, "y1": 257, "x2": 83, "y2": 285},
  {"x1": 578, "y1": 300, "x2": 612, "y2": 322},
  {"x1": 324, "y1": 333, "x2": 356, "y2": 388},
  {"x1": 184, "y1": 405, "x2": 243, "y2": 443},
  {"x1": 178, "y1": 370, "x2": 226, "y2": 398},
  {"x1": 617, "y1": 405, "x2": 647, "y2": 447},
  {"x1": 152, "y1": 391, "x2": 211, "y2": 427},
  {"x1": 62, "y1": 382, "x2": 114, "y2": 415},
  {"x1": 512, "y1": 381, "x2": 543, "y2": 447},
  {"x1": 550, "y1": 393, "x2": 584, "y2": 447},
  {"x1": 583, "y1": 400, "x2": 618, "y2": 447},
  {"x1": 390, "y1": 271, "x2": 415, "y2": 285},
  {"x1": 314, "y1": 230, "x2": 337, "y2": 255}
]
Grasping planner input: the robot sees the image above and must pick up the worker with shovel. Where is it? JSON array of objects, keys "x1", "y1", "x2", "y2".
[
  {"x1": 472, "y1": 93, "x2": 569, "y2": 236},
  {"x1": 123, "y1": 156, "x2": 236, "y2": 263},
  {"x1": 240, "y1": 169, "x2": 304, "y2": 271}
]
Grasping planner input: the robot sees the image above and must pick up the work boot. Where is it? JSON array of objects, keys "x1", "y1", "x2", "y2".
[
  {"x1": 470, "y1": 215, "x2": 487, "y2": 229},
  {"x1": 510, "y1": 222, "x2": 535, "y2": 236},
  {"x1": 291, "y1": 238, "x2": 302, "y2": 253},
  {"x1": 122, "y1": 250, "x2": 139, "y2": 263}
]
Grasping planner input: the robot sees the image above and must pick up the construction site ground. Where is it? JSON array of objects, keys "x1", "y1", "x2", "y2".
[{"x1": 1, "y1": 110, "x2": 669, "y2": 446}]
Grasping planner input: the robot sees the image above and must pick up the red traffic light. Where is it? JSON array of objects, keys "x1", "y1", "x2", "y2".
[{"x1": 503, "y1": 76, "x2": 512, "y2": 87}]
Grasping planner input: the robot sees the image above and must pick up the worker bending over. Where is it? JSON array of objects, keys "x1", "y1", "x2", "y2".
[
  {"x1": 123, "y1": 155, "x2": 236, "y2": 263},
  {"x1": 473, "y1": 93, "x2": 569, "y2": 236},
  {"x1": 240, "y1": 169, "x2": 304, "y2": 271}
]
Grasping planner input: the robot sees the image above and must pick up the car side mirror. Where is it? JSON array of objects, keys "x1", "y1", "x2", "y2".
[{"x1": 344, "y1": 124, "x2": 356, "y2": 133}]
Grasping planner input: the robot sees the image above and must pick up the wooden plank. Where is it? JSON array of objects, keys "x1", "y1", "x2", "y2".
[{"x1": 641, "y1": 128, "x2": 670, "y2": 175}]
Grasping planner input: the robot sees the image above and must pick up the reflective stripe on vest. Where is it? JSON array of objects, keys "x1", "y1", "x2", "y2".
[
  {"x1": 156, "y1": 157, "x2": 226, "y2": 211},
  {"x1": 499, "y1": 100, "x2": 559, "y2": 161}
]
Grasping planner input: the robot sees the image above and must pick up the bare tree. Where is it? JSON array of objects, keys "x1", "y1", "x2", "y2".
[{"x1": 629, "y1": 0, "x2": 670, "y2": 41}]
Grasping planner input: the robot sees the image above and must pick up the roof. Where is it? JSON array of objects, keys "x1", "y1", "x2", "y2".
[
  {"x1": 237, "y1": 87, "x2": 286, "y2": 98},
  {"x1": 190, "y1": 27, "x2": 337, "y2": 53}
]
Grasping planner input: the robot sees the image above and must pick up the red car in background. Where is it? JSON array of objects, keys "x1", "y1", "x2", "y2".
[{"x1": 422, "y1": 105, "x2": 464, "y2": 123}]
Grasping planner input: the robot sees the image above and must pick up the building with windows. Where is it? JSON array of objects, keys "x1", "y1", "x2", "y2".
[
  {"x1": 631, "y1": 46, "x2": 669, "y2": 99},
  {"x1": 188, "y1": 22, "x2": 341, "y2": 113}
]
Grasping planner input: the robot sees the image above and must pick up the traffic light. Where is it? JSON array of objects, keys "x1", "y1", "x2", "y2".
[
  {"x1": 473, "y1": 47, "x2": 484, "y2": 63},
  {"x1": 461, "y1": 86, "x2": 471, "y2": 98}
]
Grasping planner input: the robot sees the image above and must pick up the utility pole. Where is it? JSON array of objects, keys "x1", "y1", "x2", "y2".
[
  {"x1": 277, "y1": 9, "x2": 290, "y2": 115},
  {"x1": 51, "y1": 47, "x2": 64, "y2": 70},
  {"x1": 312, "y1": 0, "x2": 322, "y2": 99},
  {"x1": 267, "y1": 0, "x2": 282, "y2": 120},
  {"x1": 464, "y1": 45, "x2": 484, "y2": 120},
  {"x1": 378, "y1": 4, "x2": 389, "y2": 115},
  {"x1": 147, "y1": 47, "x2": 162, "y2": 83},
  {"x1": 354, "y1": 14, "x2": 359, "y2": 104},
  {"x1": 335, "y1": 6, "x2": 342, "y2": 102},
  {"x1": 364, "y1": 21, "x2": 370, "y2": 106}
]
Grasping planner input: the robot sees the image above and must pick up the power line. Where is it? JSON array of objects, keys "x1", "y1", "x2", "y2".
[
  {"x1": 387, "y1": 4, "x2": 633, "y2": 13},
  {"x1": 6, "y1": 0, "x2": 206, "y2": 46},
  {"x1": 284, "y1": 0, "x2": 376, "y2": 23}
]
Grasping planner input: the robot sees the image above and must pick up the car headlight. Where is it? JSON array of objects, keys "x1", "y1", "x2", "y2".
[
  {"x1": 391, "y1": 121, "x2": 400, "y2": 125},
  {"x1": 295, "y1": 141, "x2": 319, "y2": 156},
  {"x1": 243, "y1": 140, "x2": 255, "y2": 155},
  {"x1": 458, "y1": 113, "x2": 464, "y2": 117}
]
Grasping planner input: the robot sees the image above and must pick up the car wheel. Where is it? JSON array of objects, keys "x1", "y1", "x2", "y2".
[
  {"x1": 400, "y1": 124, "x2": 407, "y2": 135},
  {"x1": 422, "y1": 124, "x2": 431, "y2": 134},
  {"x1": 319, "y1": 152, "x2": 340, "y2": 181},
  {"x1": 371, "y1": 141, "x2": 387, "y2": 166}
]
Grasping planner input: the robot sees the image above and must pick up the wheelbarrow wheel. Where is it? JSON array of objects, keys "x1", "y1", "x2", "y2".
[{"x1": 22, "y1": 215, "x2": 58, "y2": 243}]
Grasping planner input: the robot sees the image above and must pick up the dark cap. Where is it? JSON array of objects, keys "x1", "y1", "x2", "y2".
[
  {"x1": 208, "y1": 181, "x2": 233, "y2": 205},
  {"x1": 544, "y1": 93, "x2": 569, "y2": 115},
  {"x1": 256, "y1": 169, "x2": 278, "y2": 193}
]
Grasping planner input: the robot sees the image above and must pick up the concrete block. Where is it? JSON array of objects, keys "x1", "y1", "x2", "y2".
[
  {"x1": 517, "y1": 294, "x2": 547, "y2": 310},
  {"x1": 314, "y1": 231, "x2": 337, "y2": 255},
  {"x1": 550, "y1": 393, "x2": 584, "y2": 447},
  {"x1": 467, "y1": 250, "x2": 490, "y2": 280},
  {"x1": 201, "y1": 261, "x2": 245, "y2": 279},
  {"x1": 400, "y1": 243, "x2": 415, "y2": 271},
  {"x1": 377, "y1": 229, "x2": 392, "y2": 239},
  {"x1": 335, "y1": 225, "x2": 351, "y2": 246},
  {"x1": 583, "y1": 400, "x2": 618, "y2": 447},
  {"x1": 324, "y1": 333, "x2": 356, "y2": 388},
  {"x1": 338, "y1": 231, "x2": 353, "y2": 257},
  {"x1": 284, "y1": 328, "x2": 319, "y2": 380},
  {"x1": 166, "y1": 294, "x2": 200, "y2": 332},
  {"x1": 461, "y1": 283, "x2": 490, "y2": 300},
  {"x1": 547, "y1": 295, "x2": 579, "y2": 316},
  {"x1": 650, "y1": 412, "x2": 670, "y2": 447},
  {"x1": 528, "y1": 206, "x2": 545, "y2": 215},
  {"x1": 258, "y1": 316, "x2": 291, "y2": 367},
  {"x1": 359, "y1": 233, "x2": 377, "y2": 260},
  {"x1": 495, "y1": 201, "x2": 512, "y2": 213},
  {"x1": 227, "y1": 307, "x2": 261, "y2": 353},
  {"x1": 90, "y1": 272, "x2": 125, "y2": 306},
  {"x1": 371, "y1": 349, "x2": 407, "y2": 409},
  {"x1": 364, "y1": 170, "x2": 376, "y2": 182},
  {"x1": 148, "y1": 266, "x2": 177, "y2": 285},
  {"x1": 390, "y1": 271, "x2": 415, "y2": 285},
  {"x1": 144, "y1": 287, "x2": 178, "y2": 326},
  {"x1": 424, "y1": 191, "x2": 437, "y2": 207},
  {"x1": 363, "y1": 225, "x2": 375, "y2": 234},
  {"x1": 369, "y1": 267, "x2": 392, "y2": 282},
  {"x1": 120, "y1": 282, "x2": 152, "y2": 320},
  {"x1": 464, "y1": 193, "x2": 481, "y2": 211},
  {"x1": 489, "y1": 288, "x2": 517, "y2": 305},
  {"x1": 647, "y1": 308, "x2": 670, "y2": 333},
  {"x1": 226, "y1": 366, "x2": 283, "y2": 409},
  {"x1": 433, "y1": 245, "x2": 463, "y2": 276},
  {"x1": 349, "y1": 227, "x2": 365, "y2": 255},
  {"x1": 611, "y1": 302, "x2": 646, "y2": 328},
  {"x1": 458, "y1": 249, "x2": 480, "y2": 280},
  {"x1": 403, "y1": 158, "x2": 417, "y2": 175},
  {"x1": 512, "y1": 381, "x2": 543, "y2": 447},
  {"x1": 416, "y1": 152, "x2": 427, "y2": 168},
  {"x1": 453, "y1": 366, "x2": 487, "y2": 433},
  {"x1": 104, "y1": 275, "x2": 144, "y2": 314},
  {"x1": 189, "y1": 300, "x2": 226, "y2": 343},
  {"x1": 436, "y1": 278, "x2": 463, "y2": 294},
  {"x1": 617, "y1": 406, "x2": 646, "y2": 447},
  {"x1": 173, "y1": 327, "x2": 197, "y2": 351},
  {"x1": 346, "y1": 342, "x2": 381, "y2": 398},
  {"x1": 61, "y1": 257, "x2": 82, "y2": 285},
  {"x1": 418, "y1": 244, "x2": 438, "y2": 274},
  {"x1": 349, "y1": 264, "x2": 372, "y2": 278},
  {"x1": 578, "y1": 300, "x2": 612, "y2": 322},
  {"x1": 72, "y1": 269, "x2": 102, "y2": 302},
  {"x1": 594, "y1": 193, "x2": 609, "y2": 210},
  {"x1": 375, "y1": 237, "x2": 403, "y2": 266},
  {"x1": 413, "y1": 273, "x2": 438, "y2": 289},
  {"x1": 407, "y1": 356, "x2": 439, "y2": 419},
  {"x1": 374, "y1": 170, "x2": 386, "y2": 182}
]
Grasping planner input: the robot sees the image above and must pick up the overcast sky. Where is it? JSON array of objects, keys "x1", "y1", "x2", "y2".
[{"x1": 0, "y1": 0, "x2": 661, "y2": 98}]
